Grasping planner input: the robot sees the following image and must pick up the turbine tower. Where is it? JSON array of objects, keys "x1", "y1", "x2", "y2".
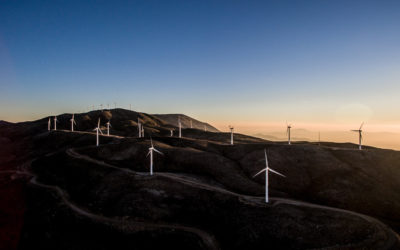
[
  {"x1": 48, "y1": 118, "x2": 51, "y2": 131},
  {"x1": 318, "y1": 131, "x2": 321, "y2": 146},
  {"x1": 70, "y1": 114, "x2": 76, "y2": 132},
  {"x1": 170, "y1": 129, "x2": 174, "y2": 137},
  {"x1": 93, "y1": 118, "x2": 103, "y2": 146},
  {"x1": 141, "y1": 127, "x2": 145, "y2": 137},
  {"x1": 253, "y1": 149, "x2": 286, "y2": 203},
  {"x1": 286, "y1": 122, "x2": 292, "y2": 145},
  {"x1": 190, "y1": 119, "x2": 193, "y2": 129},
  {"x1": 204, "y1": 125, "x2": 207, "y2": 132},
  {"x1": 53, "y1": 116, "x2": 58, "y2": 131},
  {"x1": 178, "y1": 116, "x2": 182, "y2": 138},
  {"x1": 229, "y1": 125, "x2": 234, "y2": 145},
  {"x1": 137, "y1": 118, "x2": 142, "y2": 138},
  {"x1": 147, "y1": 138, "x2": 163, "y2": 175},
  {"x1": 351, "y1": 122, "x2": 364, "y2": 150},
  {"x1": 106, "y1": 120, "x2": 112, "y2": 136}
]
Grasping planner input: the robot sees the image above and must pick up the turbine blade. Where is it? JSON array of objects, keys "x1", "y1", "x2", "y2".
[
  {"x1": 99, "y1": 129, "x2": 103, "y2": 135},
  {"x1": 269, "y1": 168, "x2": 286, "y2": 178},
  {"x1": 146, "y1": 150, "x2": 151, "y2": 157},
  {"x1": 253, "y1": 168, "x2": 267, "y2": 178},
  {"x1": 359, "y1": 122, "x2": 364, "y2": 130},
  {"x1": 153, "y1": 148, "x2": 164, "y2": 155},
  {"x1": 150, "y1": 137, "x2": 153, "y2": 147},
  {"x1": 264, "y1": 149, "x2": 269, "y2": 168}
]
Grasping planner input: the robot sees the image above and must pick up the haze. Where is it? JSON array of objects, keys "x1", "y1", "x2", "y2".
[{"x1": 1, "y1": 1, "x2": 400, "y2": 149}]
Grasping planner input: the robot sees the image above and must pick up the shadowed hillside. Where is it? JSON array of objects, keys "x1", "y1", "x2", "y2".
[{"x1": 1, "y1": 110, "x2": 400, "y2": 249}]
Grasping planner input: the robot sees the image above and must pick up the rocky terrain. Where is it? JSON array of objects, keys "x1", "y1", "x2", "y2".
[{"x1": 1, "y1": 109, "x2": 400, "y2": 249}]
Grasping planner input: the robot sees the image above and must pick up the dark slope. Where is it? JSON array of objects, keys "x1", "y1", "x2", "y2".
[
  {"x1": 24, "y1": 133, "x2": 398, "y2": 249},
  {"x1": 1, "y1": 111, "x2": 400, "y2": 249}
]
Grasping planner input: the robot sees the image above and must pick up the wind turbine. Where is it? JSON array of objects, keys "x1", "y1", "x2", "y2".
[
  {"x1": 137, "y1": 118, "x2": 142, "y2": 138},
  {"x1": 106, "y1": 120, "x2": 111, "y2": 136},
  {"x1": 93, "y1": 118, "x2": 103, "y2": 146},
  {"x1": 48, "y1": 118, "x2": 51, "y2": 131},
  {"x1": 178, "y1": 116, "x2": 182, "y2": 138},
  {"x1": 229, "y1": 125, "x2": 234, "y2": 145},
  {"x1": 286, "y1": 122, "x2": 292, "y2": 145},
  {"x1": 190, "y1": 120, "x2": 193, "y2": 129},
  {"x1": 351, "y1": 122, "x2": 364, "y2": 150},
  {"x1": 147, "y1": 138, "x2": 163, "y2": 175},
  {"x1": 53, "y1": 116, "x2": 58, "y2": 130},
  {"x1": 318, "y1": 131, "x2": 321, "y2": 146},
  {"x1": 253, "y1": 149, "x2": 286, "y2": 203},
  {"x1": 170, "y1": 129, "x2": 174, "y2": 137},
  {"x1": 204, "y1": 125, "x2": 207, "y2": 132},
  {"x1": 141, "y1": 126, "x2": 145, "y2": 137},
  {"x1": 70, "y1": 114, "x2": 76, "y2": 132}
]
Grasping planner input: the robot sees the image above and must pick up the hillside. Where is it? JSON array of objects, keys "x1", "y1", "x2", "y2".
[{"x1": 1, "y1": 109, "x2": 400, "y2": 249}]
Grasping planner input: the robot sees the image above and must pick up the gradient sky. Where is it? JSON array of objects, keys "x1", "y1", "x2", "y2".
[{"x1": 1, "y1": 0, "x2": 400, "y2": 134}]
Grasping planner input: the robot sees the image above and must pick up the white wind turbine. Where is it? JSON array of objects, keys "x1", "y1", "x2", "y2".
[
  {"x1": 170, "y1": 129, "x2": 174, "y2": 137},
  {"x1": 70, "y1": 114, "x2": 76, "y2": 132},
  {"x1": 253, "y1": 149, "x2": 286, "y2": 203},
  {"x1": 286, "y1": 122, "x2": 292, "y2": 145},
  {"x1": 137, "y1": 118, "x2": 142, "y2": 138},
  {"x1": 106, "y1": 120, "x2": 111, "y2": 136},
  {"x1": 141, "y1": 126, "x2": 145, "y2": 137},
  {"x1": 351, "y1": 122, "x2": 364, "y2": 150},
  {"x1": 93, "y1": 118, "x2": 103, "y2": 146},
  {"x1": 48, "y1": 118, "x2": 51, "y2": 131},
  {"x1": 318, "y1": 131, "x2": 321, "y2": 146},
  {"x1": 147, "y1": 138, "x2": 163, "y2": 175},
  {"x1": 53, "y1": 116, "x2": 58, "y2": 130},
  {"x1": 178, "y1": 116, "x2": 182, "y2": 138},
  {"x1": 229, "y1": 125, "x2": 234, "y2": 145}
]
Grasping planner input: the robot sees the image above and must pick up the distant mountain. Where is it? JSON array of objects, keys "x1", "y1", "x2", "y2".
[
  {"x1": 152, "y1": 113, "x2": 219, "y2": 132},
  {"x1": 253, "y1": 132, "x2": 310, "y2": 142}
]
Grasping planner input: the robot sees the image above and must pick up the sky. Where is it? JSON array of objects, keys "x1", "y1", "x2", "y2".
[{"x1": 1, "y1": 0, "x2": 400, "y2": 138}]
